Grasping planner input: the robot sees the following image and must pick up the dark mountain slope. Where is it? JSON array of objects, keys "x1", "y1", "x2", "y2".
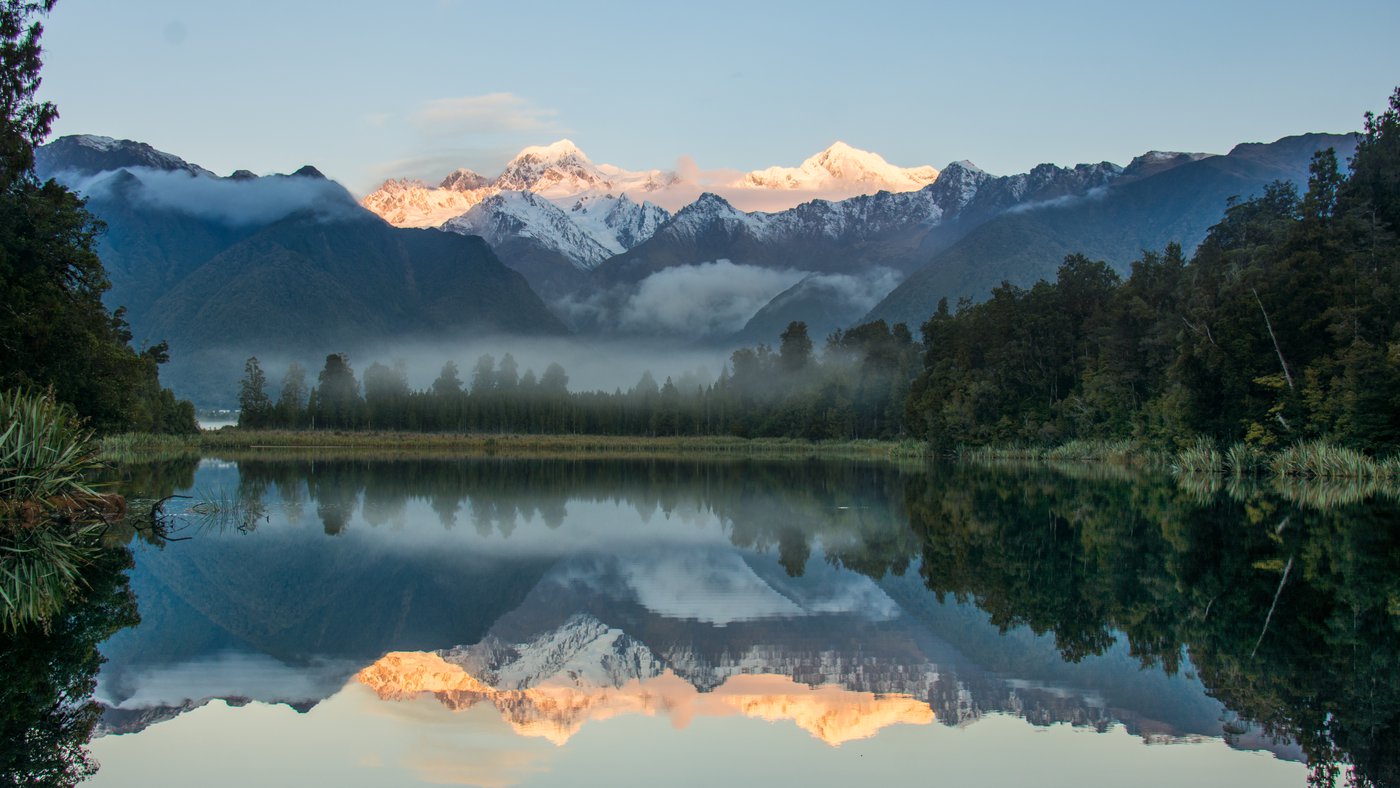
[
  {"x1": 75, "y1": 171, "x2": 255, "y2": 325},
  {"x1": 35, "y1": 135, "x2": 568, "y2": 405},
  {"x1": 146, "y1": 211, "x2": 565, "y2": 351},
  {"x1": 141, "y1": 211, "x2": 567, "y2": 401},
  {"x1": 867, "y1": 133, "x2": 1357, "y2": 328}
]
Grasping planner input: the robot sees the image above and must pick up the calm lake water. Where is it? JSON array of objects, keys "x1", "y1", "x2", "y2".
[{"x1": 17, "y1": 454, "x2": 1400, "y2": 786}]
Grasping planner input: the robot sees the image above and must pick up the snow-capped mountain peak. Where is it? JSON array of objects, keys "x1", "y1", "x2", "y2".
[
  {"x1": 439, "y1": 167, "x2": 490, "y2": 191},
  {"x1": 69, "y1": 134, "x2": 121, "y2": 152},
  {"x1": 444, "y1": 191, "x2": 615, "y2": 268},
  {"x1": 806, "y1": 140, "x2": 939, "y2": 184},
  {"x1": 567, "y1": 193, "x2": 672, "y2": 253},
  {"x1": 361, "y1": 140, "x2": 953, "y2": 228},
  {"x1": 684, "y1": 192, "x2": 744, "y2": 216},
  {"x1": 944, "y1": 159, "x2": 985, "y2": 175},
  {"x1": 740, "y1": 141, "x2": 939, "y2": 191},
  {"x1": 516, "y1": 138, "x2": 590, "y2": 162},
  {"x1": 926, "y1": 160, "x2": 992, "y2": 211},
  {"x1": 361, "y1": 177, "x2": 488, "y2": 229},
  {"x1": 670, "y1": 192, "x2": 761, "y2": 231},
  {"x1": 377, "y1": 177, "x2": 430, "y2": 192},
  {"x1": 646, "y1": 192, "x2": 771, "y2": 248},
  {"x1": 442, "y1": 190, "x2": 673, "y2": 270},
  {"x1": 496, "y1": 139, "x2": 608, "y2": 195},
  {"x1": 570, "y1": 191, "x2": 627, "y2": 212}
]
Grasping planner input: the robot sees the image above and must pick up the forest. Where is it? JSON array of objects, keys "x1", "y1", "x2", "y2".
[
  {"x1": 235, "y1": 318, "x2": 920, "y2": 440},
  {"x1": 907, "y1": 123, "x2": 1400, "y2": 452}
]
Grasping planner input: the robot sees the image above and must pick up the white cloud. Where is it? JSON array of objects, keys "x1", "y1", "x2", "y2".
[
  {"x1": 796, "y1": 269, "x2": 904, "y2": 315},
  {"x1": 67, "y1": 167, "x2": 361, "y2": 226},
  {"x1": 616, "y1": 260, "x2": 806, "y2": 337},
  {"x1": 618, "y1": 548, "x2": 805, "y2": 625},
  {"x1": 413, "y1": 93, "x2": 562, "y2": 137},
  {"x1": 1005, "y1": 185, "x2": 1110, "y2": 214},
  {"x1": 98, "y1": 651, "x2": 356, "y2": 709}
]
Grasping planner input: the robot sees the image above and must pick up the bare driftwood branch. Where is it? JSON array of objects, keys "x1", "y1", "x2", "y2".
[
  {"x1": 1252, "y1": 287, "x2": 1295, "y2": 391},
  {"x1": 149, "y1": 494, "x2": 194, "y2": 541}
]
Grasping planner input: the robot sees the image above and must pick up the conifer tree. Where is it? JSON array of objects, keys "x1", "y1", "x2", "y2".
[
  {"x1": 237, "y1": 357, "x2": 271, "y2": 428},
  {"x1": 277, "y1": 362, "x2": 307, "y2": 427}
]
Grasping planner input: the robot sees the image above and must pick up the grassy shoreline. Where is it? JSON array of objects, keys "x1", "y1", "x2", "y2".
[
  {"x1": 100, "y1": 430, "x2": 932, "y2": 462},
  {"x1": 101, "y1": 430, "x2": 1400, "y2": 480},
  {"x1": 955, "y1": 437, "x2": 1400, "y2": 479},
  {"x1": 951, "y1": 439, "x2": 1161, "y2": 467}
]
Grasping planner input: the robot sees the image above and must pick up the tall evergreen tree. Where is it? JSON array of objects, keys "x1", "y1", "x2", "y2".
[
  {"x1": 313, "y1": 353, "x2": 361, "y2": 429},
  {"x1": 277, "y1": 362, "x2": 307, "y2": 427},
  {"x1": 363, "y1": 360, "x2": 409, "y2": 429},
  {"x1": 778, "y1": 321, "x2": 813, "y2": 373},
  {"x1": 431, "y1": 361, "x2": 462, "y2": 396},
  {"x1": 540, "y1": 363, "x2": 568, "y2": 395},
  {"x1": 496, "y1": 353, "x2": 519, "y2": 391},
  {"x1": 0, "y1": 0, "x2": 54, "y2": 190},
  {"x1": 237, "y1": 357, "x2": 271, "y2": 428},
  {"x1": 0, "y1": 0, "x2": 194, "y2": 433},
  {"x1": 1347, "y1": 86, "x2": 1400, "y2": 235},
  {"x1": 470, "y1": 354, "x2": 496, "y2": 395}
]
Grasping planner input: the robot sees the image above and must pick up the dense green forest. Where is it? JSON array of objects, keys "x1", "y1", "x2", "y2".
[
  {"x1": 908, "y1": 90, "x2": 1400, "y2": 452},
  {"x1": 244, "y1": 88, "x2": 1400, "y2": 454},
  {"x1": 0, "y1": 0, "x2": 194, "y2": 434}
]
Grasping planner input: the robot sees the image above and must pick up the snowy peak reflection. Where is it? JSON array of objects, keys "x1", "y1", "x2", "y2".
[
  {"x1": 557, "y1": 548, "x2": 900, "y2": 625},
  {"x1": 345, "y1": 549, "x2": 1232, "y2": 754},
  {"x1": 355, "y1": 616, "x2": 936, "y2": 747}
]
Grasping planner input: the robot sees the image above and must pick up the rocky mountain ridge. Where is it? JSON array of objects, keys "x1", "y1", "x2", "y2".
[{"x1": 359, "y1": 139, "x2": 942, "y2": 227}]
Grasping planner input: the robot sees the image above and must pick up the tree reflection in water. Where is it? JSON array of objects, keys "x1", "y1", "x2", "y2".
[
  {"x1": 0, "y1": 546, "x2": 139, "y2": 786},
  {"x1": 905, "y1": 466, "x2": 1400, "y2": 788}
]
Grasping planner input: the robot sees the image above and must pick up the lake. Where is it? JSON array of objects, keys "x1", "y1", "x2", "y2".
[{"x1": 13, "y1": 454, "x2": 1397, "y2": 786}]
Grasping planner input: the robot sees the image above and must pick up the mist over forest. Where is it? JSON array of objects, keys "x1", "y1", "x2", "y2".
[{"x1": 238, "y1": 335, "x2": 726, "y2": 403}]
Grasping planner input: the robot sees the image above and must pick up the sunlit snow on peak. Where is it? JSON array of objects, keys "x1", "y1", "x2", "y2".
[{"x1": 740, "y1": 141, "x2": 940, "y2": 192}]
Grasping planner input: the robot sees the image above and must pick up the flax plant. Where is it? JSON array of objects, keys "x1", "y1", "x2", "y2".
[{"x1": 0, "y1": 389, "x2": 113, "y2": 631}]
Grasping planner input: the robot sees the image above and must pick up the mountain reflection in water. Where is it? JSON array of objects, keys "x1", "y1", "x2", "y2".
[
  {"x1": 358, "y1": 650, "x2": 936, "y2": 747},
  {"x1": 7, "y1": 455, "x2": 1389, "y2": 787}
]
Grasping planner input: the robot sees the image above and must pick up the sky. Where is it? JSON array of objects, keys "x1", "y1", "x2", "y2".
[{"x1": 36, "y1": 0, "x2": 1400, "y2": 196}]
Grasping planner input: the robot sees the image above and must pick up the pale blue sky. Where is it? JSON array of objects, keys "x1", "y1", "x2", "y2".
[{"x1": 36, "y1": 0, "x2": 1400, "y2": 195}]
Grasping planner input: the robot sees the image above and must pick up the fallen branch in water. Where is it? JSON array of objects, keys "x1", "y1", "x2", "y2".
[{"x1": 1251, "y1": 554, "x2": 1294, "y2": 658}]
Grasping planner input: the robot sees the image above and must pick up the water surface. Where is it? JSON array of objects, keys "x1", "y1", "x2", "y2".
[{"x1": 17, "y1": 455, "x2": 1398, "y2": 786}]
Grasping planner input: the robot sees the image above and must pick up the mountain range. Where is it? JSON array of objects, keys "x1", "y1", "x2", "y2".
[
  {"x1": 864, "y1": 133, "x2": 1357, "y2": 327},
  {"x1": 360, "y1": 134, "x2": 1352, "y2": 346},
  {"x1": 34, "y1": 129, "x2": 1358, "y2": 405},
  {"x1": 360, "y1": 139, "x2": 942, "y2": 226},
  {"x1": 441, "y1": 190, "x2": 672, "y2": 301}
]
